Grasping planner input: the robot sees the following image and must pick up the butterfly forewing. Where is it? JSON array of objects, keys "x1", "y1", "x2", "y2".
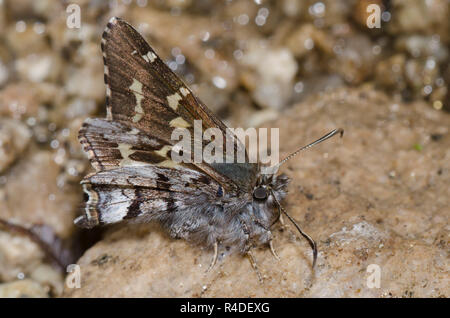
[
  {"x1": 79, "y1": 118, "x2": 169, "y2": 171},
  {"x1": 97, "y1": 17, "x2": 256, "y2": 191},
  {"x1": 103, "y1": 19, "x2": 230, "y2": 135},
  {"x1": 76, "y1": 165, "x2": 222, "y2": 228}
]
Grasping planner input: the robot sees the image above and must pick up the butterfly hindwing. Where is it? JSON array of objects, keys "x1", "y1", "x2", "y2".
[{"x1": 76, "y1": 166, "x2": 223, "y2": 228}]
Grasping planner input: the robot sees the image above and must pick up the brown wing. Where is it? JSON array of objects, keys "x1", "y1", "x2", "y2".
[
  {"x1": 81, "y1": 17, "x2": 258, "y2": 193},
  {"x1": 75, "y1": 165, "x2": 222, "y2": 228}
]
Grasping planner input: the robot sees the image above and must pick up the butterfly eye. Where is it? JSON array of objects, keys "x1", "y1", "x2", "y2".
[{"x1": 253, "y1": 187, "x2": 268, "y2": 200}]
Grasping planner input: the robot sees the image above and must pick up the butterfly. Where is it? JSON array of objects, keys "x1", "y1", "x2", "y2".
[{"x1": 75, "y1": 17, "x2": 343, "y2": 276}]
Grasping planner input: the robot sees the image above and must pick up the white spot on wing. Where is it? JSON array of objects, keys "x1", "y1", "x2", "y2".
[
  {"x1": 129, "y1": 127, "x2": 140, "y2": 135},
  {"x1": 129, "y1": 78, "x2": 143, "y2": 92},
  {"x1": 142, "y1": 51, "x2": 157, "y2": 63},
  {"x1": 106, "y1": 107, "x2": 112, "y2": 120},
  {"x1": 167, "y1": 92, "x2": 182, "y2": 111},
  {"x1": 155, "y1": 145, "x2": 172, "y2": 158},
  {"x1": 129, "y1": 79, "x2": 144, "y2": 122},
  {"x1": 118, "y1": 143, "x2": 147, "y2": 167},
  {"x1": 157, "y1": 160, "x2": 179, "y2": 168},
  {"x1": 180, "y1": 87, "x2": 190, "y2": 97},
  {"x1": 154, "y1": 146, "x2": 179, "y2": 168},
  {"x1": 147, "y1": 51, "x2": 157, "y2": 62},
  {"x1": 101, "y1": 202, "x2": 128, "y2": 223},
  {"x1": 109, "y1": 17, "x2": 118, "y2": 24},
  {"x1": 169, "y1": 117, "x2": 191, "y2": 128},
  {"x1": 104, "y1": 17, "x2": 118, "y2": 35},
  {"x1": 83, "y1": 184, "x2": 98, "y2": 220}
]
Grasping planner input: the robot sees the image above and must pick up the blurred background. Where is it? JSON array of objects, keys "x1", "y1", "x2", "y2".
[{"x1": 0, "y1": 0, "x2": 448, "y2": 297}]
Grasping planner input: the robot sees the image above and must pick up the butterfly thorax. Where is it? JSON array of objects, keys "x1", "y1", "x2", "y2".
[{"x1": 227, "y1": 172, "x2": 290, "y2": 252}]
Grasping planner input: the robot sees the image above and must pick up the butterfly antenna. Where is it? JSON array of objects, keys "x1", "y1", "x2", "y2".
[
  {"x1": 270, "y1": 128, "x2": 344, "y2": 174},
  {"x1": 271, "y1": 191, "x2": 317, "y2": 268}
]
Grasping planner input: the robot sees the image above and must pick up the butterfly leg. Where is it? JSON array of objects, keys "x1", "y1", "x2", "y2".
[
  {"x1": 247, "y1": 250, "x2": 263, "y2": 283},
  {"x1": 279, "y1": 214, "x2": 286, "y2": 226},
  {"x1": 269, "y1": 240, "x2": 280, "y2": 261},
  {"x1": 206, "y1": 240, "x2": 218, "y2": 272},
  {"x1": 270, "y1": 202, "x2": 286, "y2": 228},
  {"x1": 252, "y1": 216, "x2": 280, "y2": 262}
]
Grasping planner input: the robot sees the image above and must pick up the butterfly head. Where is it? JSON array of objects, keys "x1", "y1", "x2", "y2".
[
  {"x1": 253, "y1": 173, "x2": 288, "y2": 200},
  {"x1": 248, "y1": 129, "x2": 344, "y2": 267},
  {"x1": 253, "y1": 185, "x2": 269, "y2": 200},
  {"x1": 252, "y1": 128, "x2": 343, "y2": 208},
  {"x1": 251, "y1": 172, "x2": 290, "y2": 226}
]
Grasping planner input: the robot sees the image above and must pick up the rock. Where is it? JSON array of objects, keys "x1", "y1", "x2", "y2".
[
  {"x1": 292, "y1": 75, "x2": 344, "y2": 103},
  {"x1": 281, "y1": 0, "x2": 305, "y2": 18},
  {"x1": 5, "y1": 21, "x2": 50, "y2": 57},
  {"x1": 0, "y1": 60, "x2": 9, "y2": 88},
  {"x1": 65, "y1": 66, "x2": 105, "y2": 102},
  {"x1": 0, "y1": 82, "x2": 64, "y2": 121},
  {"x1": 0, "y1": 229, "x2": 64, "y2": 296},
  {"x1": 63, "y1": 98, "x2": 97, "y2": 120},
  {"x1": 189, "y1": 82, "x2": 229, "y2": 114},
  {"x1": 395, "y1": 35, "x2": 448, "y2": 63},
  {"x1": 0, "y1": 230, "x2": 45, "y2": 282},
  {"x1": 0, "y1": 1, "x2": 5, "y2": 31},
  {"x1": 15, "y1": 53, "x2": 62, "y2": 83},
  {"x1": 246, "y1": 109, "x2": 279, "y2": 128},
  {"x1": 29, "y1": 264, "x2": 64, "y2": 296},
  {"x1": 7, "y1": 0, "x2": 64, "y2": 21},
  {"x1": 57, "y1": 117, "x2": 87, "y2": 159},
  {"x1": 0, "y1": 279, "x2": 50, "y2": 298},
  {"x1": 375, "y1": 54, "x2": 407, "y2": 91},
  {"x1": 0, "y1": 83, "x2": 40, "y2": 119},
  {"x1": 328, "y1": 33, "x2": 378, "y2": 84},
  {"x1": 285, "y1": 24, "x2": 334, "y2": 59},
  {"x1": 240, "y1": 41, "x2": 298, "y2": 109},
  {"x1": 63, "y1": 88, "x2": 449, "y2": 297},
  {"x1": 404, "y1": 58, "x2": 439, "y2": 99},
  {"x1": 0, "y1": 151, "x2": 82, "y2": 238},
  {"x1": 301, "y1": 0, "x2": 353, "y2": 27},
  {"x1": 0, "y1": 119, "x2": 31, "y2": 173},
  {"x1": 388, "y1": 0, "x2": 449, "y2": 42}
]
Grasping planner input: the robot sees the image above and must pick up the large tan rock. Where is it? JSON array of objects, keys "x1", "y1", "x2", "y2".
[
  {"x1": 1, "y1": 150, "x2": 81, "y2": 238},
  {"x1": 63, "y1": 88, "x2": 449, "y2": 297}
]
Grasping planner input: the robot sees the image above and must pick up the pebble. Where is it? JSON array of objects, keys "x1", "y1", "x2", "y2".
[{"x1": 0, "y1": 119, "x2": 31, "y2": 173}]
